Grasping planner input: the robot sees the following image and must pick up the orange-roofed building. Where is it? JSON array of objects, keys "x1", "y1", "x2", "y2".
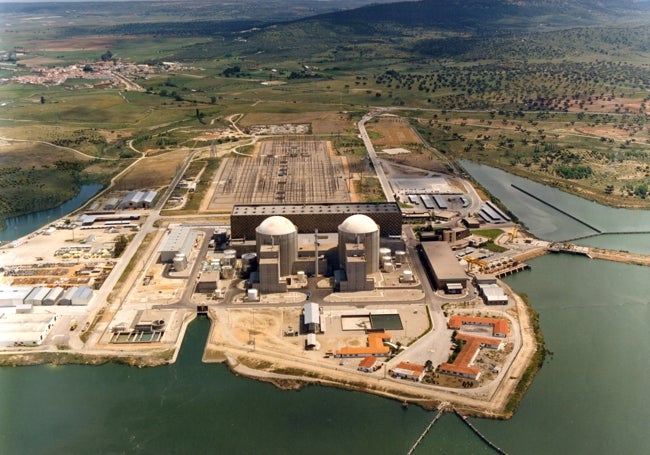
[
  {"x1": 336, "y1": 332, "x2": 392, "y2": 358},
  {"x1": 358, "y1": 356, "x2": 382, "y2": 372},
  {"x1": 448, "y1": 315, "x2": 509, "y2": 337},
  {"x1": 437, "y1": 333, "x2": 504, "y2": 381},
  {"x1": 390, "y1": 361, "x2": 426, "y2": 382}
]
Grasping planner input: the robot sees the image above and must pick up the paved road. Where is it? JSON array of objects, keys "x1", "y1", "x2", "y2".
[{"x1": 358, "y1": 111, "x2": 395, "y2": 202}]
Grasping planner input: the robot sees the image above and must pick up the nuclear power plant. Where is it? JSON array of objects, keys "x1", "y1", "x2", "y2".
[{"x1": 224, "y1": 204, "x2": 405, "y2": 294}]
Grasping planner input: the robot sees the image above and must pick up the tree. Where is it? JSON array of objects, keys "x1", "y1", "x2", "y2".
[
  {"x1": 113, "y1": 235, "x2": 128, "y2": 257},
  {"x1": 100, "y1": 50, "x2": 113, "y2": 62}
]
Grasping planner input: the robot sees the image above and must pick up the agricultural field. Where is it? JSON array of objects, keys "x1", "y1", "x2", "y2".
[{"x1": 1, "y1": 0, "x2": 650, "y2": 218}]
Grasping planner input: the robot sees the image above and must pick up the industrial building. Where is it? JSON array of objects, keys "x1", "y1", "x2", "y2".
[
  {"x1": 419, "y1": 242, "x2": 468, "y2": 293},
  {"x1": 43, "y1": 287, "x2": 64, "y2": 306},
  {"x1": 119, "y1": 190, "x2": 157, "y2": 209},
  {"x1": 159, "y1": 226, "x2": 198, "y2": 263},
  {"x1": 58, "y1": 287, "x2": 78, "y2": 306},
  {"x1": 25, "y1": 286, "x2": 50, "y2": 306},
  {"x1": 196, "y1": 271, "x2": 219, "y2": 293},
  {"x1": 231, "y1": 203, "x2": 402, "y2": 240},
  {"x1": 336, "y1": 214, "x2": 381, "y2": 292},
  {"x1": 71, "y1": 285, "x2": 93, "y2": 306},
  {"x1": 303, "y1": 302, "x2": 322, "y2": 334},
  {"x1": 0, "y1": 287, "x2": 33, "y2": 307},
  {"x1": 256, "y1": 216, "x2": 298, "y2": 277},
  {"x1": 338, "y1": 214, "x2": 380, "y2": 275},
  {"x1": 0, "y1": 313, "x2": 58, "y2": 347}
]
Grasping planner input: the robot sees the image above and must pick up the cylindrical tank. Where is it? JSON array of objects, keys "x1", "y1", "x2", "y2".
[
  {"x1": 247, "y1": 288, "x2": 259, "y2": 301},
  {"x1": 255, "y1": 216, "x2": 298, "y2": 276},
  {"x1": 402, "y1": 270, "x2": 413, "y2": 282},
  {"x1": 173, "y1": 253, "x2": 187, "y2": 271},
  {"x1": 379, "y1": 247, "x2": 392, "y2": 258},
  {"x1": 222, "y1": 253, "x2": 236, "y2": 268},
  {"x1": 395, "y1": 250, "x2": 407, "y2": 264},
  {"x1": 223, "y1": 248, "x2": 237, "y2": 257},
  {"x1": 242, "y1": 252, "x2": 258, "y2": 273},
  {"x1": 338, "y1": 214, "x2": 380, "y2": 274},
  {"x1": 383, "y1": 261, "x2": 395, "y2": 273},
  {"x1": 221, "y1": 265, "x2": 234, "y2": 279}
]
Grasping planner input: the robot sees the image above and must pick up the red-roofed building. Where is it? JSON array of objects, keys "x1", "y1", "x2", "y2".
[
  {"x1": 448, "y1": 315, "x2": 509, "y2": 338},
  {"x1": 437, "y1": 333, "x2": 504, "y2": 381},
  {"x1": 390, "y1": 361, "x2": 426, "y2": 382},
  {"x1": 358, "y1": 356, "x2": 382, "y2": 373},
  {"x1": 336, "y1": 332, "x2": 392, "y2": 358}
]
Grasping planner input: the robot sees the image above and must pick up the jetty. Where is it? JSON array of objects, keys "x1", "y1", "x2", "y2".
[
  {"x1": 454, "y1": 409, "x2": 508, "y2": 454},
  {"x1": 406, "y1": 405, "x2": 446, "y2": 455}
]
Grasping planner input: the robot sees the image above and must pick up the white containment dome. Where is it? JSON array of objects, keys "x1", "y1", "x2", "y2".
[
  {"x1": 338, "y1": 214, "x2": 379, "y2": 235},
  {"x1": 338, "y1": 214, "x2": 380, "y2": 274},
  {"x1": 256, "y1": 216, "x2": 298, "y2": 277},
  {"x1": 256, "y1": 216, "x2": 298, "y2": 236}
]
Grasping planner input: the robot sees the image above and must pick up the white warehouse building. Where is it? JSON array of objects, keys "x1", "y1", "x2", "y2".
[
  {"x1": 119, "y1": 190, "x2": 157, "y2": 209},
  {"x1": 159, "y1": 226, "x2": 198, "y2": 263}
]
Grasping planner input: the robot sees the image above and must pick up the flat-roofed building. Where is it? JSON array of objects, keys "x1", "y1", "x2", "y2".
[
  {"x1": 303, "y1": 302, "x2": 321, "y2": 333},
  {"x1": 159, "y1": 226, "x2": 198, "y2": 263},
  {"x1": 479, "y1": 284, "x2": 509, "y2": 305},
  {"x1": 196, "y1": 271, "x2": 219, "y2": 293},
  {"x1": 0, "y1": 287, "x2": 33, "y2": 307},
  {"x1": 0, "y1": 313, "x2": 58, "y2": 347},
  {"x1": 231, "y1": 203, "x2": 402, "y2": 240},
  {"x1": 419, "y1": 241, "x2": 468, "y2": 292}
]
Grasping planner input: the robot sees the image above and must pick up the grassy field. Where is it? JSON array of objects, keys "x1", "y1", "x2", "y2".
[{"x1": 2, "y1": 3, "x2": 650, "y2": 217}]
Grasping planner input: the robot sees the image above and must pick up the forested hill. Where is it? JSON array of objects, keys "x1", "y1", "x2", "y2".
[{"x1": 299, "y1": 0, "x2": 650, "y2": 33}]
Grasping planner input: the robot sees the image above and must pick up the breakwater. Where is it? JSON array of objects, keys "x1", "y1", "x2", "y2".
[
  {"x1": 510, "y1": 184, "x2": 602, "y2": 234},
  {"x1": 454, "y1": 409, "x2": 507, "y2": 454},
  {"x1": 406, "y1": 406, "x2": 446, "y2": 455}
]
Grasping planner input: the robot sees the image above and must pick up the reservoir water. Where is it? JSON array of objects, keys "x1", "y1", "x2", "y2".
[
  {"x1": 2, "y1": 166, "x2": 650, "y2": 454},
  {"x1": 0, "y1": 183, "x2": 103, "y2": 243}
]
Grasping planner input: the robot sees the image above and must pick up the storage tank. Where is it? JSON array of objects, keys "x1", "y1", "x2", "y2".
[
  {"x1": 402, "y1": 270, "x2": 414, "y2": 282},
  {"x1": 395, "y1": 250, "x2": 407, "y2": 264},
  {"x1": 247, "y1": 288, "x2": 259, "y2": 301},
  {"x1": 221, "y1": 265, "x2": 234, "y2": 279},
  {"x1": 255, "y1": 216, "x2": 298, "y2": 276},
  {"x1": 242, "y1": 252, "x2": 258, "y2": 273},
  {"x1": 379, "y1": 247, "x2": 392, "y2": 259},
  {"x1": 173, "y1": 253, "x2": 188, "y2": 271},
  {"x1": 338, "y1": 214, "x2": 380, "y2": 274},
  {"x1": 222, "y1": 253, "x2": 236, "y2": 268},
  {"x1": 383, "y1": 261, "x2": 395, "y2": 273},
  {"x1": 223, "y1": 248, "x2": 237, "y2": 257}
]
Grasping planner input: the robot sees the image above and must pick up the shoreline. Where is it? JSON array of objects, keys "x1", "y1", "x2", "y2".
[{"x1": 0, "y1": 284, "x2": 539, "y2": 419}]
